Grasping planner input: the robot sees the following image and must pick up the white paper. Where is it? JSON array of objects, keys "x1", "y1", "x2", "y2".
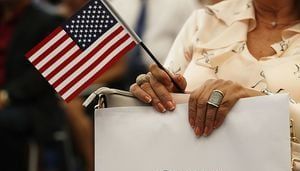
[{"x1": 95, "y1": 94, "x2": 291, "y2": 171}]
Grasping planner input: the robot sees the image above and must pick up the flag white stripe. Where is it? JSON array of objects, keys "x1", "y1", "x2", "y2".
[
  {"x1": 54, "y1": 29, "x2": 127, "y2": 92},
  {"x1": 48, "y1": 24, "x2": 121, "y2": 85},
  {"x1": 61, "y1": 38, "x2": 134, "y2": 99},
  {"x1": 42, "y1": 45, "x2": 80, "y2": 77},
  {"x1": 29, "y1": 30, "x2": 66, "y2": 62},
  {"x1": 35, "y1": 38, "x2": 73, "y2": 70}
]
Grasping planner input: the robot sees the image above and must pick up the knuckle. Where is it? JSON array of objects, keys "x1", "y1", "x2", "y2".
[
  {"x1": 215, "y1": 79, "x2": 224, "y2": 84},
  {"x1": 206, "y1": 114, "x2": 215, "y2": 122},
  {"x1": 221, "y1": 102, "x2": 231, "y2": 108},
  {"x1": 151, "y1": 97, "x2": 160, "y2": 104},
  {"x1": 225, "y1": 80, "x2": 234, "y2": 85},
  {"x1": 188, "y1": 94, "x2": 196, "y2": 102},
  {"x1": 189, "y1": 114, "x2": 196, "y2": 121},
  {"x1": 149, "y1": 64, "x2": 157, "y2": 72},
  {"x1": 158, "y1": 76, "x2": 170, "y2": 85},
  {"x1": 159, "y1": 93, "x2": 171, "y2": 102},
  {"x1": 190, "y1": 91, "x2": 197, "y2": 99},
  {"x1": 205, "y1": 79, "x2": 216, "y2": 84},
  {"x1": 217, "y1": 108, "x2": 228, "y2": 118},
  {"x1": 140, "y1": 82, "x2": 151, "y2": 90},
  {"x1": 188, "y1": 101, "x2": 197, "y2": 116},
  {"x1": 130, "y1": 84, "x2": 138, "y2": 92},
  {"x1": 149, "y1": 64, "x2": 158, "y2": 73},
  {"x1": 151, "y1": 80, "x2": 162, "y2": 88},
  {"x1": 235, "y1": 84, "x2": 244, "y2": 91},
  {"x1": 196, "y1": 99, "x2": 206, "y2": 109},
  {"x1": 220, "y1": 80, "x2": 232, "y2": 87},
  {"x1": 189, "y1": 105, "x2": 197, "y2": 115}
]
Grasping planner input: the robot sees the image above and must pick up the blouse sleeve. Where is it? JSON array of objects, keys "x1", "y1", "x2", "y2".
[{"x1": 163, "y1": 11, "x2": 199, "y2": 75}]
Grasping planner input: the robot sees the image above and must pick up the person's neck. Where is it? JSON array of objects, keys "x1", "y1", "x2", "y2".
[
  {"x1": 0, "y1": 0, "x2": 29, "y2": 23},
  {"x1": 254, "y1": 0, "x2": 299, "y2": 24}
]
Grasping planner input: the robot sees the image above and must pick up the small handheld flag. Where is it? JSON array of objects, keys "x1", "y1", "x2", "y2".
[
  {"x1": 26, "y1": 0, "x2": 183, "y2": 102},
  {"x1": 26, "y1": 0, "x2": 137, "y2": 102}
]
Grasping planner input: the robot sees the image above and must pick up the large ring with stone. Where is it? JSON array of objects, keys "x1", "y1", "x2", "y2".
[
  {"x1": 136, "y1": 74, "x2": 150, "y2": 86},
  {"x1": 207, "y1": 90, "x2": 224, "y2": 108}
]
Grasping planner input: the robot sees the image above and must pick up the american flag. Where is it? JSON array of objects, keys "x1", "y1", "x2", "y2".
[{"x1": 26, "y1": 0, "x2": 137, "y2": 102}]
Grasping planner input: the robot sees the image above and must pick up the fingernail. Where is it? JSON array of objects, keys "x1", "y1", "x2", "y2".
[
  {"x1": 204, "y1": 127, "x2": 209, "y2": 136},
  {"x1": 213, "y1": 122, "x2": 217, "y2": 129},
  {"x1": 194, "y1": 127, "x2": 201, "y2": 137},
  {"x1": 176, "y1": 74, "x2": 182, "y2": 81},
  {"x1": 166, "y1": 101, "x2": 175, "y2": 111},
  {"x1": 157, "y1": 103, "x2": 166, "y2": 113},
  {"x1": 145, "y1": 96, "x2": 152, "y2": 103},
  {"x1": 189, "y1": 119, "x2": 195, "y2": 128}
]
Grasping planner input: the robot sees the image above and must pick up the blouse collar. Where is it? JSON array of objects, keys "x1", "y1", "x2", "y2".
[{"x1": 206, "y1": 0, "x2": 300, "y2": 35}]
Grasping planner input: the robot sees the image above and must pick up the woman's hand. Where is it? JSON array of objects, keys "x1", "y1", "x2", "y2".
[
  {"x1": 130, "y1": 64, "x2": 187, "y2": 113},
  {"x1": 189, "y1": 79, "x2": 263, "y2": 137}
]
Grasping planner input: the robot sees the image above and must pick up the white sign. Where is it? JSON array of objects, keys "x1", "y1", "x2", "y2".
[{"x1": 95, "y1": 94, "x2": 291, "y2": 171}]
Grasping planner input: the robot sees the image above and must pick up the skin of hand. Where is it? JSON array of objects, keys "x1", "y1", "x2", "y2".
[
  {"x1": 0, "y1": 90, "x2": 10, "y2": 110},
  {"x1": 189, "y1": 79, "x2": 264, "y2": 137},
  {"x1": 130, "y1": 64, "x2": 187, "y2": 113},
  {"x1": 130, "y1": 64, "x2": 264, "y2": 137},
  {"x1": 0, "y1": 98, "x2": 6, "y2": 110}
]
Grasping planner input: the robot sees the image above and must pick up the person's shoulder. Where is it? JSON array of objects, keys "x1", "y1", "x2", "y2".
[
  {"x1": 190, "y1": 0, "x2": 252, "y2": 23},
  {"x1": 208, "y1": 0, "x2": 247, "y2": 10},
  {"x1": 20, "y1": 4, "x2": 64, "y2": 37},
  {"x1": 206, "y1": 0, "x2": 252, "y2": 17},
  {"x1": 24, "y1": 4, "x2": 64, "y2": 26},
  {"x1": 15, "y1": 4, "x2": 65, "y2": 48}
]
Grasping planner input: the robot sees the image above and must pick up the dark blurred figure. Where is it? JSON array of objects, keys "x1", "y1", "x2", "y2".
[
  {"x1": 34, "y1": 1, "x2": 95, "y2": 171},
  {"x1": 0, "y1": 0, "x2": 67, "y2": 170}
]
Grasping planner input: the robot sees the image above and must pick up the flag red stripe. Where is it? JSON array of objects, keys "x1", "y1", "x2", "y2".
[
  {"x1": 39, "y1": 41, "x2": 77, "y2": 73},
  {"x1": 58, "y1": 34, "x2": 130, "y2": 95},
  {"x1": 26, "y1": 27, "x2": 63, "y2": 58},
  {"x1": 51, "y1": 26, "x2": 124, "y2": 87},
  {"x1": 32, "y1": 33, "x2": 69, "y2": 66},
  {"x1": 45, "y1": 48, "x2": 82, "y2": 79},
  {"x1": 64, "y1": 41, "x2": 136, "y2": 102}
]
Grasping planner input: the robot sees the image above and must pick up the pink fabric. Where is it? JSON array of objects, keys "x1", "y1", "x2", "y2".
[{"x1": 0, "y1": 23, "x2": 13, "y2": 86}]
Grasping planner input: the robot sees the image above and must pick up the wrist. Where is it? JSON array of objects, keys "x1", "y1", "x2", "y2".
[{"x1": 245, "y1": 88, "x2": 265, "y2": 97}]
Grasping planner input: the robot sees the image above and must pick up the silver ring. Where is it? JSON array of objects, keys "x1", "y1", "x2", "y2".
[
  {"x1": 136, "y1": 74, "x2": 150, "y2": 86},
  {"x1": 207, "y1": 90, "x2": 224, "y2": 108}
]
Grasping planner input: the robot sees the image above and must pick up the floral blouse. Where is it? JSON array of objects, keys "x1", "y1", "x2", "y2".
[{"x1": 164, "y1": 0, "x2": 300, "y2": 137}]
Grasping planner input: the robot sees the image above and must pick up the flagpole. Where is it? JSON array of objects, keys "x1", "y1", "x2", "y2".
[
  {"x1": 102, "y1": 0, "x2": 184, "y2": 93},
  {"x1": 138, "y1": 42, "x2": 183, "y2": 92}
]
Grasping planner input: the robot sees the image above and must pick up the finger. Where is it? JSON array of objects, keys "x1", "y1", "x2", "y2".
[
  {"x1": 188, "y1": 85, "x2": 207, "y2": 137},
  {"x1": 193, "y1": 85, "x2": 210, "y2": 137},
  {"x1": 194, "y1": 96, "x2": 208, "y2": 137},
  {"x1": 214, "y1": 95, "x2": 238, "y2": 129},
  {"x1": 188, "y1": 93, "x2": 198, "y2": 129},
  {"x1": 149, "y1": 64, "x2": 172, "y2": 87},
  {"x1": 140, "y1": 82, "x2": 167, "y2": 113},
  {"x1": 173, "y1": 74, "x2": 187, "y2": 92},
  {"x1": 194, "y1": 80, "x2": 218, "y2": 137},
  {"x1": 149, "y1": 75, "x2": 175, "y2": 111},
  {"x1": 214, "y1": 106, "x2": 229, "y2": 129},
  {"x1": 204, "y1": 104, "x2": 218, "y2": 136},
  {"x1": 130, "y1": 83, "x2": 152, "y2": 104}
]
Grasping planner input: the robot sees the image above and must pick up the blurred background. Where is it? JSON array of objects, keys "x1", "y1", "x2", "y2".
[{"x1": 0, "y1": 0, "x2": 222, "y2": 171}]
